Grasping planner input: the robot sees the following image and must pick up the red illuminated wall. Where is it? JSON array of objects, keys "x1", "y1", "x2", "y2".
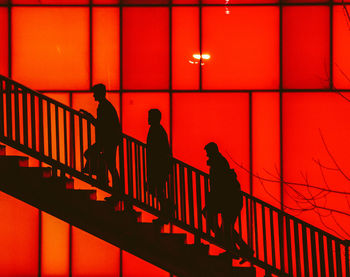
[{"x1": 1, "y1": 0, "x2": 350, "y2": 276}]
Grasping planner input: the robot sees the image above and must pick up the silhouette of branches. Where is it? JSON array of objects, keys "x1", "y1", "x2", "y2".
[{"x1": 225, "y1": 143, "x2": 350, "y2": 239}]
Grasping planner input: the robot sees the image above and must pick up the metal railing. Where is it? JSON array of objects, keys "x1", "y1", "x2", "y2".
[{"x1": 0, "y1": 74, "x2": 348, "y2": 277}]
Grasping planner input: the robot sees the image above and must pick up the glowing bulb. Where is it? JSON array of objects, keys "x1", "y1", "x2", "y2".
[{"x1": 189, "y1": 53, "x2": 211, "y2": 65}]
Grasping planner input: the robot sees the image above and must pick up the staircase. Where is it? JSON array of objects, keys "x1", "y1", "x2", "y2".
[
  {"x1": 0, "y1": 74, "x2": 349, "y2": 277},
  {"x1": 0, "y1": 145, "x2": 254, "y2": 277}
]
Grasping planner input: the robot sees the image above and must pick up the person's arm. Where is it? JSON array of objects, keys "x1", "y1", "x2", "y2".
[{"x1": 79, "y1": 109, "x2": 96, "y2": 125}]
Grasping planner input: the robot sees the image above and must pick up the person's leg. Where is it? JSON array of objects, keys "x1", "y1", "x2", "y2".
[
  {"x1": 153, "y1": 176, "x2": 169, "y2": 225},
  {"x1": 207, "y1": 208, "x2": 220, "y2": 237},
  {"x1": 228, "y1": 210, "x2": 254, "y2": 263},
  {"x1": 104, "y1": 146, "x2": 121, "y2": 199}
]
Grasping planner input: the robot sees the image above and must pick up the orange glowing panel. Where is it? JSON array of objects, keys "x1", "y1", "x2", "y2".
[
  {"x1": 93, "y1": 0, "x2": 119, "y2": 3},
  {"x1": 0, "y1": 192, "x2": 39, "y2": 276},
  {"x1": 173, "y1": 93, "x2": 250, "y2": 192},
  {"x1": 283, "y1": 92, "x2": 350, "y2": 238},
  {"x1": 172, "y1": 7, "x2": 199, "y2": 90},
  {"x1": 41, "y1": 212, "x2": 69, "y2": 277},
  {"x1": 123, "y1": 8, "x2": 169, "y2": 90},
  {"x1": 283, "y1": 6, "x2": 330, "y2": 89},
  {"x1": 93, "y1": 7, "x2": 120, "y2": 91},
  {"x1": 122, "y1": 92, "x2": 170, "y2": 143},
  {"x1": 202, "y1": 0, "x2": 278, "y2": 4},
  {"x1": 12, "y1": 7, "x2": 89, "y2": 90},
  {"x1": 202, "y1": 7, "x2": 279, "y2": 90},
  {"x1": 123, "y1": 0, "x2": 169, "y2": 3},
  {"x1": 252, "y1": 92, "x2": 280, "y2": 208},
  {"x1": 12, "y1": 0, "x2": 89, "y2": 4},
  {"x1": 123, "y1": 251, "x2": 169, "y2": 277},
  {"x1": 72, "y1": 227, "x2": 119, "y2": 277},
  {"x1": 0, "y1": 8, "x2": 8, "y2": 77},
  {"x1": 172, "y1": 0, "x2": 199, "y2": 3},
  {"x1": 333, "y1": 6, "x2": 350, "y2": 89}
]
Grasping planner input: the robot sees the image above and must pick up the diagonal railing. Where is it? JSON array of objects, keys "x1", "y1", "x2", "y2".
[{"x1": 0, "y1": 74, "x2": 349, "y2": 277}]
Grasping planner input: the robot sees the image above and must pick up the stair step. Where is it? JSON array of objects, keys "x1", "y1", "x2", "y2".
[
  {"x1": 0, "y1": 145, "x2": 5, "y2": 156},
  {"x1": 66, "y1": 189, "x2": 97, "y2": 201},
  {"x1": 0, "y1": 156, "x2": 28, "y2": 168},
  {"x1": 90, "y1": 201, "x2": 141, "y2": 224},
  {"x1": 133, "y1": 222, "x2": 162, "y2": 238},
  {"x1": 158, "y1": 233, "x2": 187, "y2": 245},
  {"x1": 183, "y1": 243, "x2": 210, "y2": 257},
  {"x1": 41, "y1": 176, "x2": 74, "y2": 190},
  {"x1": 205, "y1": 255, "x2": 234, "y2": 269},
  {"x1": 231, "y1": 267, "x2": 256, "y2": 277},
  {"x1": 17, "y1": 167, "x2": 52, "y2": 178}
]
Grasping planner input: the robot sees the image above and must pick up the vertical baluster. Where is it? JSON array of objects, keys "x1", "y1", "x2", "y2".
[
  {"x1": 86, "y1": 121, "x2": 92, "y2": 176},
  {"x1": 195, "y1": 173, "x2": 203, "y2": 243},
  {"x1": 167, "y1": 160, "x2": 174, "y2": 215},
  {"x1": 135, "y1": 144, "x2": 141, "y2": 201},
  {"x1": 310, "y1": 230, "x2": 318, "y2": 277},
  {"x1": 335, "y1": 241, "x2": 342, "y2": 277},
  {"x1": 246, "y1": 197, "x2": 250, "y2": 248},
  {"x1": 70, "y1": 113, "x2": 76, "y2": 169},
  {"x1": 179, "y1": 165, "x2": 186, "y2": 223},
  {"x1": 127, "y1": 140, "x2": 134, "y2": 201},
  {"x1": 87, "y1": 121, "x2": 92, "y2": 148},
  {"x1": 0, "y1": 80, "x2": 4, "y2": 137},
  {"x1": 55, "y1": 106, "x2": 60, "y2": 162},
  {"x1": 79, "y1": 115, "x2": 84, "y2": 171},
  {"x1": 327, "y1": 237, "x2": 335, "y2": 277},
  {"x1": 204, "y1": 175, "x2": 210, "y2": 234},
  {"x1": 142, "y1": 146, "x2": 147, "y2": 205},
  {"x1": 173, "y1": 163, "x2": 179, "y2": 219},
  {"x1": 270, "y1": 209, "x2": 276, "y2": 268},
  {"x1": 133, "y1": 142, "x2": 138, "y2": 200},
  {"x1": 6, "y1": 82, "x2": 12, "y2": 140},
  {"x1": 38, "y1": 98, "x2": 44, "y2": 154},
  {"x1": 131, "y1": 142, "x2": 137, "y2": 205},
  {"x1": 22, "y1": 90, "x2": 28, "y2": 147},
  {"x1": 302, "y1": 225, "x2": 310, "y2": 277},
  {"x1": 278, "y1": 213, "x2": 285, "y2": 273},
  {"x1": 47, "y1": 101, "x2": 52, "y2": 158},
  {"x1": 138, "y1": 144, "x2": 142, "y2": 201},
  {"x1": 346, "y1": 242, "x2": 350, "y2": 277},
  {"x1": 187, "y1": 169, "x2": 195, "y2": 228},
  {"x1": 262, "y1": 206, "x2": 268, "y2": 263},
  {"x1": 63, "y1": 109, "x2": 68, "y2": 166},
  {"x1": 253, "y1": 200, "x2": 259, "y2": 260},
  {"x1": 119, "y1": 138, "x2": 125, "y2": 197},
  {"x1": 285, "y1": 216, "x2": 293, "y2": 276},
  {"x1": 238, "y1": 208, "x2": 242, "y2": 237},
  {"x1": 30, "y1": 94, "x2": 36, "y2": 151},
  {"x1": 318, "y1": 234, "x2": 326, "y2": 277},
  {"x1": 14, "y1": 87, "x2": 20, "y2": 143},
  {"x1": 294, "y1": 221, "x2": 302, "y2": 277}
]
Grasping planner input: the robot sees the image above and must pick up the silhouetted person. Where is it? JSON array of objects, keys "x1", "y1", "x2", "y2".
[
  {"x1": 80, "y1": 84, "x2": 122, "y2": 201},
  {"x1": 204, "y1": 142, "x2": 253, "y2": 262},
  {"x1": 146, "y1": 109, "x2": 172, "y2": 225}
]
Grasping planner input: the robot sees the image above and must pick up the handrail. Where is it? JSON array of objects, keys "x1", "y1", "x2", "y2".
[{"x1": 0, "y1": 74, "x2": 348, "y2": 277}]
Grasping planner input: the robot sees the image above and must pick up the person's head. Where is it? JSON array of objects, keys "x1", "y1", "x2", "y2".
[
  {"x1": 204, "y1": 142, "x2": 219, "y2": 158},
  {"x1": 148, "y1": 109, "x2": 161, "y2": 125},
  {"x1": 92, "y1": 83, "x2": 106, "y2": 102}
]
